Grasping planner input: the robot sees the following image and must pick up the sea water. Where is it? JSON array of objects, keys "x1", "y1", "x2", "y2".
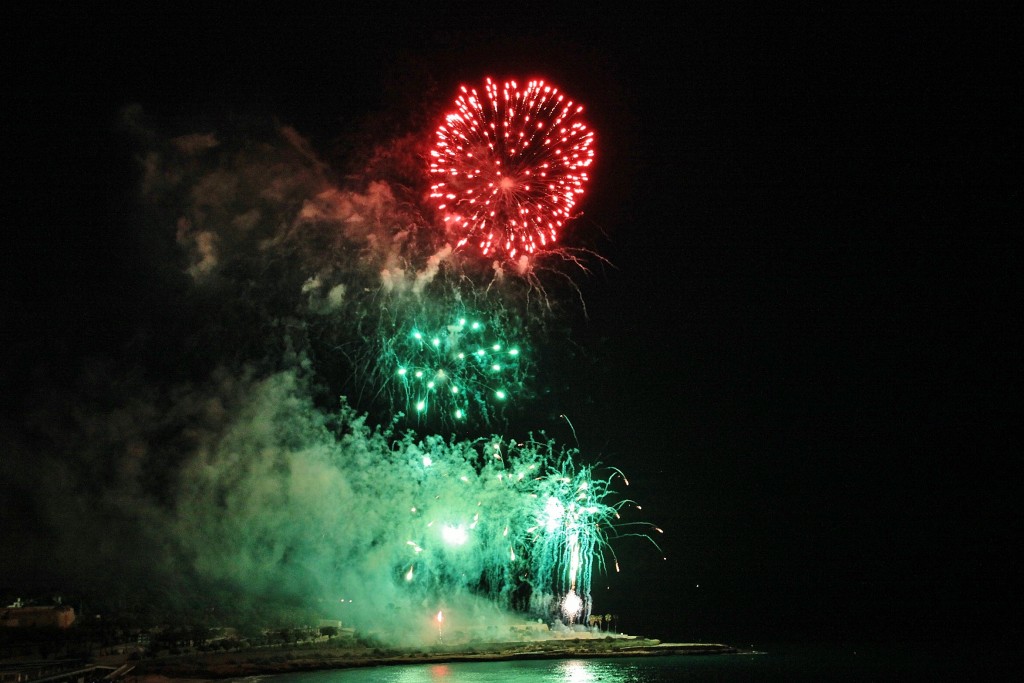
[{"x1": 231, "y1": 644, "x2": 921, "y2": 682}]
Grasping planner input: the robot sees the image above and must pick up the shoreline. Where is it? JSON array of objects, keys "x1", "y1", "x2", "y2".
[{"x1": 129, "y1": 638, "x2": 740, "y2": 680}]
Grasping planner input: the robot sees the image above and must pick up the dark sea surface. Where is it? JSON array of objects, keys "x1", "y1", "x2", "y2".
[{"x1": 229, "y1": 643, "x2": 954, "y2": 682}]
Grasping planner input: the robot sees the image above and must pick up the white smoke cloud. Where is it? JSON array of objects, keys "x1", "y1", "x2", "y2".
[{"x1": 413, "y1": 244, "x2": 453, "y2": 295}]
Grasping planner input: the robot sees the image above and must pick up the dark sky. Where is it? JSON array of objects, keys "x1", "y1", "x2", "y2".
[{"x1": 4, "y1": 7, "x2": 1017, "y2": 650}]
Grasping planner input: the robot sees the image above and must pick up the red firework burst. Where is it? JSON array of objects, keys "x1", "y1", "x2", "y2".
[{"x1": 428, "y1": 78, "x2": 595, "y2": 259}]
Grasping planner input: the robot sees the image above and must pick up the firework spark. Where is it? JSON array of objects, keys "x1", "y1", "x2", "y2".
[
  {"x1": 561, "y1": 589, "x2": 583, "y2": 623},
  {"x1": 383, "y1": 309, "x2": 527, "y2": 425},
  {"x1": 428, "y1": 78, "x2": 595, "y2": 260},
  {"x1": 393, "y1": 435, "x2": 656, "y2": 628}
]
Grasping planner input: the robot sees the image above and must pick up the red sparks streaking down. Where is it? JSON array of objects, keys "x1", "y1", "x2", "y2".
[{"x1": 428, "y1": 78, "x2": 595, "y2": 260}]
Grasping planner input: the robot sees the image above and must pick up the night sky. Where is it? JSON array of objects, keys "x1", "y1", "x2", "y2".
[{"x1": 3, "y1": 7, "x2": 1016, "y2": 652}]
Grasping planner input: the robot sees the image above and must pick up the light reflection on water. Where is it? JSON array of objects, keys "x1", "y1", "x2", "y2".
[
  {"x1": 248, "y1": 658, "x2": 652, "y2": 683},
  {"x1": 230, "y1": 646, "x2": 901, "y2": 682},
  {"x1": 557, "y1": 658, "x2": 634, "y2": 682}
]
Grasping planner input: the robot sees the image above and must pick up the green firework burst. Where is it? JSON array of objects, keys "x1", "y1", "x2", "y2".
[{"x1": 378, "y1": 303, "x2": 533, "y2": 428}]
